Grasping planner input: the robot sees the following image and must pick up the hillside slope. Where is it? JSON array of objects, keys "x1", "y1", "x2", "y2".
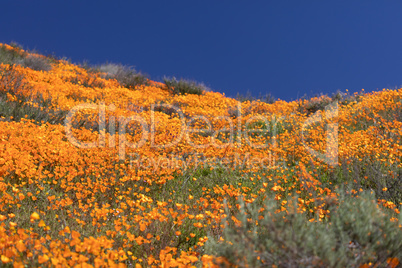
[{"x1": 0, "y1": 43, "x2": 401, "y2": 267}]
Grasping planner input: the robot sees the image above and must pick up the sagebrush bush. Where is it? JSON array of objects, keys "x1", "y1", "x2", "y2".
[
  {"x1": 97, "y1": 63, "x2": 149, "y2": 89},
  {"x1": 235, "y1": 90, "x2": 254, "y2": 102},
  {"x1": 0, "y1": 44, "x2": 52, "y2": 71},
  {"x1": 0, "y1": 44, "x2": 26, "y2": 65},
  {"x1": 298, "y1": 94, "x2": 334, "y2": 115},
  {"x1": 18, "y1": 55, "x2": 52, "y2": 71},
  {"x1": 163, "y1": 77, "x2": 206, "y2": 95},
  {"x1": 206, "y1": 191, "x2": 402, "y2": 267},
  {"x1": 297, "y1": 91, "x2": 367, "y2": 116}
]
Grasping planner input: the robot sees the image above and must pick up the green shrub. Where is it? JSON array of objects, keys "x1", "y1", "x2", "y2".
[
  {"x1": 163, "y1": 77, "x2": 206, "y2": 95},
  {"x1": 19, "y1": 55, "x2": 52, "y2": 71},
  {"x1": 298, "y1": 95, "x2": 333, "y2": 116},
  {"x1": 340, "y1": 157, "x2": 402, "y2": 206},
  {"x1": 235, "y1": 90, "x2": 255, "y2": 102},
  {"x1": 0, "y1": 44, "x2": 52, "y2": 71},
  {"x1": 97, "y1": 63, "x2": 149, "y2": 89},
  {"x1": 0, "y1": 44, "x2": 26, "y2": 65},
  {"x1": 206, "y1": 191, "x2": 402, "y2": 267},
  {"x1": 297, "y1": 91, "x2": 365, "y2": 116}
]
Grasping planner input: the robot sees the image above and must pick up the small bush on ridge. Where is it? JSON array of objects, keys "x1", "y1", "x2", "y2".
[
  {"x1": 19, "y1": 55, "x2": 52, "y2": 71},
  {"x1": 163, "y1": 77, "x2": 206, "y2": 95},
  {"x1": 0, "y1": 44, "x2": 27, "y2": 65},
  {"x1": 0, "y1": 44, "x2": 52, "y2": 71},
  {"x1": 97, "y1": 63, "x2": 149, "y2": 89}
]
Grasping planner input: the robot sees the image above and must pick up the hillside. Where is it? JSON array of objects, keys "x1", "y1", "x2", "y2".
[{"x1": 0, "y1": 43, "x2": 401, "y2": 267}]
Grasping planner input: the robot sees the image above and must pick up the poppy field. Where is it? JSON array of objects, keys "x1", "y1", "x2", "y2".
[{"x1": 0, "y1": 43, "x2": 401, "y2": 267}]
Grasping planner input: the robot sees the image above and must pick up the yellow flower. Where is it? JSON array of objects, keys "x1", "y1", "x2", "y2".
[
  {"x1": 30, "y1": 212, "x2": 40, "y2": 220},
  {"x1": 193, "y1": 222, "x2": 203, "y2": 228}
]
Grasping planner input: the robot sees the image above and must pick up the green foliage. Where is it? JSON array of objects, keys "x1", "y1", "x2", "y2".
[
  {"x1": 163, "y1": 77, "x2": 206, "y2": 95},
  {"x1": 145, "y1": 163, "x2": 232, "y2": 204},
  {"x1": 297, "y1": 91, "x2": 365, "y2": 116},
  {"x1": 206, "y1": 191, "x2": 402, "y2": 267},
  {"x1": 0, "y1": 44, "x2": 52, "y2": 71},
  {"x1": 0, "y1": 44, "x2": 27, "y2": 65},
  {"x1": 298, "y1": 95, "x2": 334, "y2": 116},
  {"x1": 97, "y1": 63, "x2": 149, "y2": 89},
  {"x1": 20, "y1": 55, "x2": 52, "y2": 71},
  {"x1": 344, "y1": 157, "x2": 402, "y2": 206},
  {"x1": 235, "y1": 90, "x2": 254, "y2": 102},
  {"x1": 0, "y1": 65, "x2": 65, "y2": 123},
  {"x1": 0, "y1": 97, "x2": 67, "y2": 124}
]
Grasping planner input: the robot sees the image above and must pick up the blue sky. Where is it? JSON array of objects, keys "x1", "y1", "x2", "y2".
[{"x1": 2, "y1": 1, "x2": 402, "y2": 101}]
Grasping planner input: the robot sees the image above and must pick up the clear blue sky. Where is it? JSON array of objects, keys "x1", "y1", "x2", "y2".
[{"x1": 2, "y1": 1, "x2": 402, "y2": 101}]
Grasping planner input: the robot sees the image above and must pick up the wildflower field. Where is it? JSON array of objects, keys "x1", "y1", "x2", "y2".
[{"x1": 0, "y1": 43, "x2": 401, "y2": 267}]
